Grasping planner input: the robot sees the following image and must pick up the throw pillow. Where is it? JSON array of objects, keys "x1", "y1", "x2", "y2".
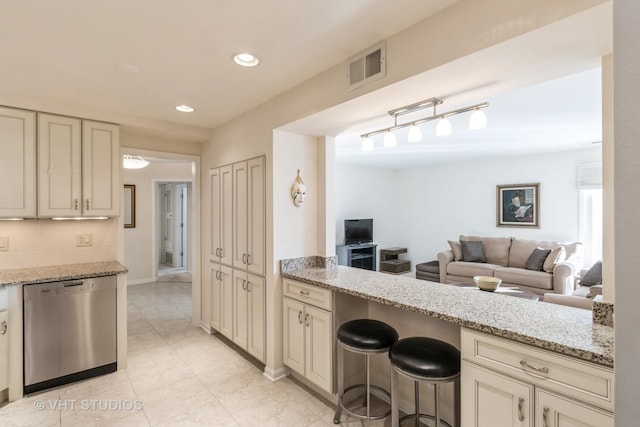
[
  {"x1": 543, "y1": 246, "x2": 566, "y2": 273},
  {"x1": 448, "y1": 240, "x2": 463, "y2": 261},
  {"x1": 460, "y1": 240, "x2": 486, "y2": 263},
  {"x1": 525, "y1": 248, "x2": 552, "y2": 271},
  {"x1": 579, "y1": 260, "x2": 603, "y2": 287}
]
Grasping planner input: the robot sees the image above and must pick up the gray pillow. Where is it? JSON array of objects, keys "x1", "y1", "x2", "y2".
[
  {"x1": 525, "y1": 248, "x2": 551, "y2": 271},
  {"x1": 579, "y1": 261, "x2": 602, "y2": 287},
  {"x1": 461, "y1": 240, "x2": 486, "y2": 263}
]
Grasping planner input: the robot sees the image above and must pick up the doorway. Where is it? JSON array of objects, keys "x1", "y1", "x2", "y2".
[{"x1": 158, "y1": 182, "x2": 190, "y2": 276}]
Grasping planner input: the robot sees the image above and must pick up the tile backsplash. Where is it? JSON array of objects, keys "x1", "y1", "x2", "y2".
[{"x1": 0, "y1": 219, "x2": 118, "y2": 269}]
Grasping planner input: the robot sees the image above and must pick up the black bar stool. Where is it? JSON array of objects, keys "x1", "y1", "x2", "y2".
[
  {"x1": 389, "y1": 337, "x2": 461, "y2": 427},
  {"x1": 333, "y1": 319, "x2": 399, "y2": 426}
]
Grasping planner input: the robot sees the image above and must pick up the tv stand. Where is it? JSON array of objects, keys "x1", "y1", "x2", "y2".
[{"x1": 336, "y1": 243, "x2": 377, "y2": 271}]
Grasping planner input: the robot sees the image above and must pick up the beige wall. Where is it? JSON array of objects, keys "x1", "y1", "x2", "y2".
[
  {"x1": 200, "y1": 0, "x2": 608, "y2": 378},
  {"x1": 121, "y1": 129, "x2": 202, "y2": 156}
]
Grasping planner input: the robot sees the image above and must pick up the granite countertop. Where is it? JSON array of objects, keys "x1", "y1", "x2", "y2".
[
  {"x1": 282, "y1": 266, "x2": 614, "y2": 367},
  {"x1": 0, "y1": 261, "x2": 128, "y2": 288}
]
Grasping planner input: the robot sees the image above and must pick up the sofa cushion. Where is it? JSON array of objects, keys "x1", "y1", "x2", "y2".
[
  {"x1": 461, "y1": 240, "x2": 486, "y2": 262},
  {"x1": 543, "y1": 246, "x2": 566, "y2": 273},
  {"x1": 448, "y1": 240, "x2": 463, "y2": 261},
  {"x1": 579, "y1": 260, "x2": 602, "y2": 287},
  {"x1": 460, "y1": 235, "x2": 511, "y2": 266},
  {"x1": 494, "y1": 267, "x2": 553, "y2": 290},
  {"x1": 525, "y1": 248, "x2": 552, "y2": 271},
  {"x1": 508, "y1": 238, "x2": 560, "y2": 269},
  {"x1": 447, "y1": 261, "x2": 501, "y2": 278}
]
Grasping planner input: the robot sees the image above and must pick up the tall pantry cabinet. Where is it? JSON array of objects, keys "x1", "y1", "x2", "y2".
[{"x1": 209, "y1": 156, "x2": 266, "y2": 362}]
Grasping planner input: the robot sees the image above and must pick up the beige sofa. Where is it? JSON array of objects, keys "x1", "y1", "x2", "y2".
[{"x1": 437, "y1": 236, "x2": 583, "y2": 296}]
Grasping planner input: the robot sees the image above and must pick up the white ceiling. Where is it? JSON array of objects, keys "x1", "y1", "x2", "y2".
[
  {"x1": 1, "y1": 1, "x2": 611, "y2": 169},
  {"x1": 0, "y1": 0, "x2": 458, "y2": 141}
]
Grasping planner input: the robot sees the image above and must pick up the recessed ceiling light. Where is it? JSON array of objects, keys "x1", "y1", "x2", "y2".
[
  {"x1": 233, "y1": 53, "x2": 259, "y2": 67},
  {"x1": 176, "y1": 105, "x2": 195, "y2": 113}
]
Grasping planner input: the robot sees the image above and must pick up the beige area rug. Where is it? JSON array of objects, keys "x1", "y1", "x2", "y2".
[{"x1": 157, "y1": 272, "x2": 192, "y2": 283}]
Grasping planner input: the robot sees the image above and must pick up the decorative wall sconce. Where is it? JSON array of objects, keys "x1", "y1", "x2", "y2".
[{"x1": 291, "y1": 169, "x2": 306, "y2": 207}]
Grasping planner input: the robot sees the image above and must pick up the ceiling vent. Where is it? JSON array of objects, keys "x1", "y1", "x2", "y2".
[{"x1": 347, "y1": 42, "x2": 386, "y2": 91}]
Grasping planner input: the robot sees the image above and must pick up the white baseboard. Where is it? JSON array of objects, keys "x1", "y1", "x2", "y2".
[
  {"x1": 200, "y1": 322, "x2": 212, "y2": 334},
  {"x1": 263, "y1": 366, "x2": 290, "y2": 382},
  {"x1": 127, "y1": 278, "x2": 156, "y2": 286}
]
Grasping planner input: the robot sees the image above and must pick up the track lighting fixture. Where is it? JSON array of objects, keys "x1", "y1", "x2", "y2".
[{"x1": 360, "y1": 97, "x2": 489, "y2": 151}]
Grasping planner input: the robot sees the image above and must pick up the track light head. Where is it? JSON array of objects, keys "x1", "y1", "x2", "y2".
[
  {"x1": 407, "y1": 124, "x2": 422, "y2": 142},
  {"x1": 436, "y1": 117, "x2": 452, "y2": 136},
  {"x1": 469, "y1": 108, "x2": 487, "y2": 130},
  {"x1": 383, "y1": 131, "x2": 397, "y2": 147}
]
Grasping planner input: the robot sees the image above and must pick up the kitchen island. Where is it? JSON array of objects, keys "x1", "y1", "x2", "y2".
[{"x1": 281, "y1": 259, "x2": 614, "y2": 425}]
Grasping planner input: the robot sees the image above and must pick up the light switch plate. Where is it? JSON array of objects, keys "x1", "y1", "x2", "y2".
[
  {"x1": 0, "y1": 236, "x2": 8, "y2": 251},
  {"x1": 75, "y1": 233, "x2": 93, "y2": 247}
]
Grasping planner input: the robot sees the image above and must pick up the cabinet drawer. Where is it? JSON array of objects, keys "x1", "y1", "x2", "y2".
[
  {"x1": 284, "y1": 279, "x2": 332, "y2": 311},
  {"x1": 461, "y1": 329, "x2": 614, "y2": 411}
]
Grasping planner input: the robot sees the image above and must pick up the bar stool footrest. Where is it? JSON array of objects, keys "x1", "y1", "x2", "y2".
[{"x1": 337, "y1": 384, "x2": 391, "y2": 422}]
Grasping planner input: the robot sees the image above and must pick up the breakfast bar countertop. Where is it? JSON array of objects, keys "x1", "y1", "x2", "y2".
[
  {"x1": 281, "y1": 265, "x2": 614, "y2": 367},
  {"x1": 0, "y1": 261, "x2": 128, "y2": 288}
]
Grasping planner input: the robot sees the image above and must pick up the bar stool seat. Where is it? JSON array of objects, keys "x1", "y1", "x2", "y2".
[
  {"x1": 333, "y1": 319, "x2": 399, "y2": 425},
  {"x1": 389, "y1": 337, "x2": 460, "y2": 427}
]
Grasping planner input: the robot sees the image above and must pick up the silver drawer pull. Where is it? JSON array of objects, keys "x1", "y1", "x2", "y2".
[
  {"x1": 0, "y1": 320, "x2": 7, "y2": 335},
  {"x1": 520, "y1": 360, "x2": 549, "y2": 374},
  {"x1": 518, "y1": 397, "x2": 525, "y2": 422},
  {"x1": 299, "y1": 289, "x2": 310, "y2": 296},
  {"x1": 298, "y1": 311, "x2": 303, "y2": 324},
  {"x1": 543, "y1": 406, "x2": 549, "y2": 427}
]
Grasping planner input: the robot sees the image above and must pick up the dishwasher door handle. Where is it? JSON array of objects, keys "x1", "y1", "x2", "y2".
[{"x1": 63, "y1": 281, "x2": 84, "y2": 287}]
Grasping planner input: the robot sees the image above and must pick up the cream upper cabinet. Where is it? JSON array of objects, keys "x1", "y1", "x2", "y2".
[
  {"x1": 38, "y1": 113, "x2": 119, "y2": 217},
  {"x1": 461, "y1": 329, "x2": 614, "y2": 427},
  {"x1": 0, "y1": 107, "x2": 36, "y2": 218},
  {"x1": 81, "y1": 120, "x2": 120, "y2": 216},
  {"x1": 210, "y1": 165, "x2": 233, "y2": 266},
  {"x1": 232, "y1": 157, "x2": 265, "y2": 276}
]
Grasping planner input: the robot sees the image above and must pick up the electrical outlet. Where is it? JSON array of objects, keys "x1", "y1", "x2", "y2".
[
  {"x1": 0, "y1": 236, "x2": 8, "y2": 251},
  {"x1": 75, "y1": 233, "x2": 93, "y2": 247}
]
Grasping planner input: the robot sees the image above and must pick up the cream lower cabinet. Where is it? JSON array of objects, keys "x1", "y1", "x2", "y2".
[
  {"x1": 461, "y1": 329, "x2": 613, "y2": 427},
  {"x1": 0, "y1": 309, "x2": 8, "y2": 392},
  {"x1": 282, "y1": 279, "x2": 333, "y2": 393},
  {"x1": 232, "y1": 271, "x2": 265, "y2": 362},
  {"x1": 210, "y1": 263, "x2": 233, "y2": 339}
]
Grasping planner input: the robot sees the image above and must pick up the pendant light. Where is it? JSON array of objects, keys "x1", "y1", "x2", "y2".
[
  {"x1": 469, "y1": 108, "x2": 487, "y2": 129},
  {"x1": 383, "y1": 130, "x2": 397, "y2": 147},
  {"x1": 407, "y1": 124, "x2": 422, "y2": 142},
  {"x1": 436, "y1": 117, "x2": 452, "y2": 136},
  {"x1": 362, "y1": 137, "x2": 374, "y2": 152}
]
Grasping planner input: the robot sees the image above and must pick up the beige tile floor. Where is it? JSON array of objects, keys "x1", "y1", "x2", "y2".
[{"x1": 1, "y1": 281, "x2": 391, "y2": 426}]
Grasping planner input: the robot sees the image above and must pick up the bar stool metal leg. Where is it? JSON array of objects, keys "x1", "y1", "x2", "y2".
[{"x1": 333, "y1": 344, "x2": 344, "y2": 424}]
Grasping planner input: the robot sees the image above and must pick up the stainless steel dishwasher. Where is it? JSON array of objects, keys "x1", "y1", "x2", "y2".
[{"x1": 23, "y1": 275, "x2": 117, "y2": 394}]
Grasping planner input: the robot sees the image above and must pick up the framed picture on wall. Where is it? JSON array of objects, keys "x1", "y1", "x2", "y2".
[{"x1": 497, "y1": 183, "x2": 539, "y2": 227}]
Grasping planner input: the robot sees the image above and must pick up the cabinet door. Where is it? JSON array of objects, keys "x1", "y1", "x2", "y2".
[
  {"x1": 246, "y1": 157, "x2": 265, "y2": 276},
  {"x1": 232, "y1": 161, "x2": 248, "y2": 269},
  {"x1": 219, "y1": 165, "x2": 233, "y2": 266},
  {"x1": 37, "y1": 113, "x2": 82, "y2": 217},
  {"x1": 0, "y1": 107, "x2": 36, "y2": 218},
  {"x1": 82, "y1": 120, "x2": 119, "y2": 216},
  {"x1": 232, "y1": 270, "x2": 248, "y2": 350},
  {"x1": 536, "y1": 389, "x2": 613, "y2": 427},
  {"x1": 219, "y1": 266, "x2": 234, "y2": 339},
  {"x1": 209, "y1": 264, "x2": 221, "y2": 331},
  {"x1": 210, "y1": 168, "x2": 221, "y2": 260},
  {"x1": 283, "y1": 297, "x2": 305, "y2": 376},
  {"x1": 0, "y1": 310, "x2": 7, "y2": 391},
  {"x1": 305, "y1": 304, "x2": 333, "y2": 393},
  {"x1": 246, "y1": 274, "x2": 265, "y2": 362},
  {"x1": 462, "y1": 362, "x2": 533, "y2": 427}
]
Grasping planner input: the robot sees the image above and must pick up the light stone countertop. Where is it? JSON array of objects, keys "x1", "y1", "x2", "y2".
[
  {"x1": 0, "y1": 261, "x2": 128, "y2": 288},
  {"x1": 282, "y1": 266, "x2": 614, "y2": 367}
]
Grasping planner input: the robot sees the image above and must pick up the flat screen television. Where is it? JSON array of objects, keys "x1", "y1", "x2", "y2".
[{"x1": 344, "y1": 219, "x2": 373, "y2": 245}]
